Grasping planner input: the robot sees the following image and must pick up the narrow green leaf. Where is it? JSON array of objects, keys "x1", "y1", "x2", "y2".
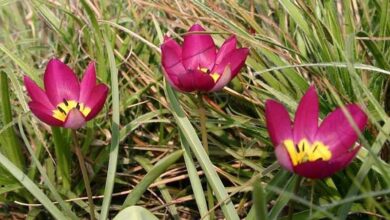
[
  {"x1": 164, "y1": 85, "x2": 240, "y2": 220},
  {"x1": 336, "y1": 121, "x2": 390, "y2": 218},
  {"x1": 180, "y1": 132, "x2": 209, "y2": 220},
  {"x1": 122, "y1": 150, "x2": 183, "y2": 207},
  {"x1": 0, "y1": 152, "x2": 67, "y2": 219},
  {"x1": 114, "y1": 206, "x2": 158, "y2": 220},
  {"x1": 0, "y1": 71, "x2": 24, "y2": 169},
  {"x1": 18, "y1": 118, "x2": 79, "y2": 220},
  {"x1": 100, "y1": 32, "x2": 121, "y2": 220},
  {"x1": 253, "y1": 178, "x2": 267, "y2": 220},
  {"x1": 134, "y1": 156, "x2": 179, "y2": 219},
  {"x1": 51, "y1": 127, "x2": 71, "y2": 190},
  {"x1": 278, "y1": 0, "x2": 311, "y2": 35}
]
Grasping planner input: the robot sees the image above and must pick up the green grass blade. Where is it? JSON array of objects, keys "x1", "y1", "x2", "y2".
[
  {"x1": 0, "y1": 44, "x2": 39, "y2": 81},
  {"x1": 336, "y1": 121, "x2": 390, "y2": 219},
  {"x1": 134, "y1": 156, "x2": 179, "y2": 219},
  {"x1": 278, "y1": 0, "x2": 311, "y2": 35},
  {"x1": 268, "y1": 176, "x2": 298, "y2": 220},
  {"x1": 252, "y1": 177, "x2": 267, "y2": 220},
  {"x1": 114, "y1": 206, "x2": 158, "y2": 220},
  {"x1": 99, "y1": 31, "x2": 121, "y2": 220},
  {"x1": 51, "y1": 127, "x2": 71, "y2": 190},
  {"x1": 0, "y1": 71, "x2": 24, "y2": 169},
  {"x1": 164, "y1": 85, "x2": 240, "y2": 220},
  {"x1": 0, "y1": 152, "x2": 67, "y2": 219},
  {"x1": 122, "y1": 150, "x2": 183, "y2": 207},
  {"x1": 180, "y1": 132, "x2": 209, "y2": 220},
  {"x1": 18, "y1": 117, "x2": 79, "y2": 220}
]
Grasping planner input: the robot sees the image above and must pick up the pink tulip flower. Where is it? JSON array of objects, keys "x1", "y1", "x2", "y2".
[
  {"x1": 161, "y1": 24, "x2": 249, "y2": 92},
  {"x1": 265, "y1": 86, "x2": 367, "y2": 179},
  {"x1": 24, "y1": 59, "x2": 108, "y2": 129}
]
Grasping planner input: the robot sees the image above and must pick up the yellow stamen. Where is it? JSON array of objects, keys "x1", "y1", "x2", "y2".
[
  {"x1": 283, "y1": 139, "x2": 332, "y2": 166},
  {"x1": 210, "y1": 73, "x2": 220, "y2": 82},
  {"x1": 199, "y1": 67, "x2": 209, "y2": 73},
  {"x1": 52, "y1": 100, "x2": 91, "y2": 122},
  {"x1": 197, "y1": 66, "x2": 221, "y2": 83}
]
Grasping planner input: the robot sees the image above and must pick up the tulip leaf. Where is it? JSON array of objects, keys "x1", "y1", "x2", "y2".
[
  {"x1": 267, "y1": 175, "x2": 299, "y2": 220},
  {"x1": 122, "y1": 150, "x2": 183, "y2": 208},
  {"x1": 51, "y1": 127, "x2": 71, "y2": 190},
  {"x1": 113, "y1": 206, "x2": 158, "y2": 220},
  {"x1": 0, "y1": 152, "x2": 67, "y2": 219},
  {"x1": 133, "y1": 155, "x2": 179, "y2": 219},
  {"x1": 18, "y1": 118, "x2": 79, "y2": 220},
  {"x1": 100, "y1": 32, "x2": 121, "y2": 220},
  {"x1": 164, "y1": 84, "x2": 240, "y2": 220},
  {"x1": 180, "y1": 131, "x2": 209, "y2": 220},
  {"x1": 0, "y1": 72, "x2": 25, "y2": 169},
  {"x1": 252, "y1": 177, "x2": 267, "y2": 220}
]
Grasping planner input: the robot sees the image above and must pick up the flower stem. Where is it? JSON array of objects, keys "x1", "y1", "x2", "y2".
[
  {"x1": 310, "y1": 179, "x2": 315, "y2": 217},
  {"x1": 72, "y1": 130, "x2": 95, "y2": 220},
  {"x1": 288, "y1": 176, "x2": 302, "y2": 220},
  {"x1": 197, "y1": 94, "x2": 215, "y2": 220},
  {"x1": 197, "y1": 94, "x2": 208, "y2": 153}
]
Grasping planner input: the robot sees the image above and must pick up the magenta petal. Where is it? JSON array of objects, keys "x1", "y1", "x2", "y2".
[
  {"x1": 84, "y1": 84, "x2": 109, "y2": 121},
  {"x1": 315, "y1": 104, "x2": 367, "y2": 158},
  {"x1": 293, "y1": 86, "x2": 318, "y2": 143},
  {"x1": 212, "y1": 48, "x2": 249, "y2": 78},
  {"x1": 164, "y1": 70, "x2": 186, "y2": 92},
  {"x1": 209, "y1": 65, "x2": 232, "y2": 92},
  {"x1": 275, "y1": 145, "x2": 294, "y2": 172},
  {"x1": 28, "y1": 101, "x2": 63, "y2": 126},
  {"x1": 182, "y1": 24, "x2": 217, "y2": 70},
  {"x1": 265, "y1": 100, "x2": 293, "y2": 147},
  {"x1": 44, "y1": 59, "x2": 80, "y2": 106},
  {"x1": 24, "y1": 76, "x2": 54, "y2": 109},
  {"x1": 176, "y1": 70, "x2": 215, "y2": 92},
  {"x1": 64, "y1": 109, "x2": 86, "y2": 129},
  {"x1": 294, "y1": 147, "x2": 359, "y2": 179},
  {"x1": 161, "y1": 37, "x2": 188, "y2": 91},
  {"x1": 161, "y1": 36, "x2": 183, "y2": 73},
  {"x1": 79, "y1": 62, "x2": 96, "y2": 104},
  {"x1": 215, "y1": 35, "x2": 237, "y2": 64}
]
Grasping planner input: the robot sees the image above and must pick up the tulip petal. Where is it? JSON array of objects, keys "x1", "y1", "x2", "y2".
[
  {"x1": 275, "y1": 145, "x2": 294, "y2": 172},
  {"x1": 293, "y1": 86, "x2": 318, "y2": 143},
  {"x1": 265, "y1": 100, "x2": 293, "y2": 147},
  {"x1": 79, "y1": 62, "x2": 96, "y2": 104},
  {"x1": 182, "y1": 24, "x2": 216, "y2": 70},
  {"x1": 84, "y1": 84, "x2": 109, "y2": 121},
  {"x1": 315, "y1": 104, "x2": 367, "y2": 158},
  {"x1": 176, "y1": 69, "x2": 215, "y2": 92},
  {"x1": 44, "y1": 59, "x2": 80, "y2": 106},
  {"x1": 24, "y1": 76, "x2": 54, "y2": 109},
  {"x1": 294, "y1": 147, "x2": 359, "y2": 179},
  {"x1": 212, "y1": 48, "x2": 249, "y2": 78},
  {"x1": 161, "y1": 36, "x2": 183, "y2": 72},
  {"x1": 28, "y1": 101, "x2": 63, "y2": 126},
  {"x1": 215, "y1": 35, "x2": 237, "y2": 64},
  {"x1": 161, "y1": 37, "x2": 187, "y2": 91},
  {"x1": 64, "y1": 109, "x2": 86, "y2": 129},
  {"x1": 209, "y1": 65, "x2": 232, "y2": 92}
]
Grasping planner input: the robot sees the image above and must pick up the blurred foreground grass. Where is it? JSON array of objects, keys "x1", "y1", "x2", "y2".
[{"x1": 0, "y1": 0, "x2": 390, "y2": 219}]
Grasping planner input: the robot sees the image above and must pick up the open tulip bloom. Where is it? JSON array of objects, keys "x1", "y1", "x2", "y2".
[
  {"x1": 24, "y1": 59, "x2": 108, "y2": 129},
  {"x1": 265, "y1": 86, "x2": 367, "y2": 179},
  {"x1": 161, "y1": 24, "x2": 249, "y2": 92}
]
